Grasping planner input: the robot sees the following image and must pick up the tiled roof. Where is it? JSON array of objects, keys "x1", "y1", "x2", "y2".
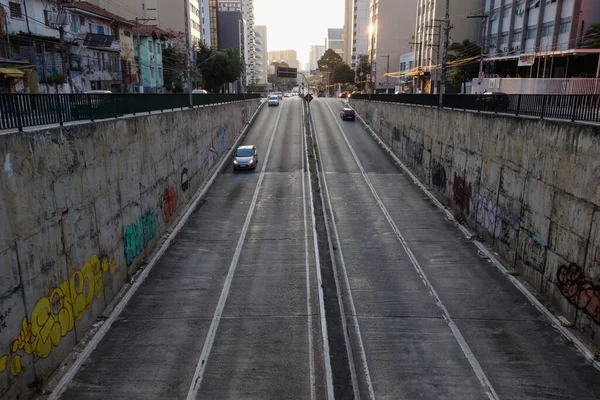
[
  {"x1": 134, "y1": 25, "x2": 173, "y2": 38},
  {"x1": 62, "y1": 1, "x2": 135, "y2": 26}
]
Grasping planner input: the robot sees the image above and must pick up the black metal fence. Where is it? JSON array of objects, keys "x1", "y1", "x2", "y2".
[
  {"x1": 0, "y1": 93, "x2": 261, "y2": 131},
  {"x1": 350, "y1": 93, "x2": 600, "y2": 123}
]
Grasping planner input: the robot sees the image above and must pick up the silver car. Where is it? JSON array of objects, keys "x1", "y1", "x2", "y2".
[{"x1": 233, "y1": 145, "x2": 258, "y2": 171}]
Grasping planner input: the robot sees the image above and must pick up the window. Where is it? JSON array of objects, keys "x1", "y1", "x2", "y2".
[
  {"x1": 124, "y1": 30, "x2": 131, "y2": 37},
  {"x1": 530, "y1": 0, "x2": 540, "y2": 9},
  {"x1": 559, "y1": 18, "x2": 571, "y2": 34},
  {"x1": 71, "y1": 16, "x2": 77, "y2": 32},
  {"x1": 513, "y1": 30, "x2": 522, "y2": 43},
  {"x1": 490, "y1": 9, "x2": 499, "y2": 21},
  {"x1": 97, "y1": 25, "x2": 105, "y2": 35},
  {"x1": 150, "y1": 66, "x2": 155, "y2": 78},
  {"x1": 542, "y1": 22, "x2": 554, "y2": 37},
  {"x1": 112, "y1": 26, "x2": 119, "y2": 39},
  {"x1": 158, "y1": 67, "x2": 162, "y2": 78},
  {"x1": 89, "y1": 23, "x2": 93, "y2": 33},
  {"x1": 96, "y1": 52, "x2": 101, "y2": 69},
  {"x1": 80, "y1": 16, "x2": 85, "y2": 26},
  {"x1": 9, "y1": 2, "x2": 22, "y2": 19},
  {"x1": 148, "y1": 40, "x2": 153, "y2": 52},
  {"x1": 527, "y1": 26, "x2": 537, "y2": 39},
  {"x1": 502, "y1": 5, "x2": 511, "y2": 18},
  {"x1": 43, "y1": 10, "x2": 50, "y2": 26},
  {"x1": 501, "y1": 32, "x2": 509, "y2": 44},
  {"x1": 101, "y1": 53, "x2": 106, "y2": 71}
]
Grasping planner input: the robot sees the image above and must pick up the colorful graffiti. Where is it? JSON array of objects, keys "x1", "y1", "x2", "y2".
[
  {"x1": 470, "y1": 191, "x2": 520, "y2": 238},
  {"x1": 0, "y1": 308, "x2": 12, "y2": 333},
  {"x1": 366, "y1": 108, "x2": 373, "y2": 123},
  {"x1": 406, "y1": 138, "x2": 424, "y2": 165},
  {"x1": 431, "y1": 160, "x2": 447, "y2": 192},
  {"x1": 452, "y1": 173, "x2": 471, "y2": 216},
  {"x1": 124, "y1": 209, "x2": 157, "y2": 265},
  {"x1": 203, "y1": 145, "x2": 218, "y2": 171},
  {"x1": 163, "y1": 187, "x2": 177, "y2": 222},
  {"x1": 0, "y1": 255, "x2": 116, "y2": 376},
  {"x1": 181, "y1": 168, "x2": 190, "y2": 203},
  {"x1": 557, "y1": 263, "x2": 600, "y2": 324},
  {"x1": 220, "y1": 128, "x2": 226, "y2": 153},
  {"x1": 532, "y1": 233, "x2": 546, "y2": 246}
]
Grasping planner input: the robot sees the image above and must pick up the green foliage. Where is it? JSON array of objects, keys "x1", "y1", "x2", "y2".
[
  {"x1": 447, "y1": 39, "x2": 481, "y2": 87},
  {"x1": 268, "y1": 61, "x2": 295, "y2": 91},
  {"x1": 582, "y1": 23, "x2": 600, "y2": 48},
  {"x1": 332, "y1": 63, "x2": 355, "y2": 84},
  {"x1": 354, "y1": 54, "x2": 370, "y2": 90},
  {"x1": 196, "y1": 44, "x2": 245, "y2": 93},
  {"x1": 162, "y1": 47, "x2": 186, "y2": 93},
  {"x1": 317, "y1": 49, "x2": 343, "y2": 73}
]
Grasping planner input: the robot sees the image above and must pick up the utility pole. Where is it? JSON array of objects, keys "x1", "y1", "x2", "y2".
[
  {"x1": 410, "y1": 41, "x2": 422, "y2": 94},
  {"x1": 183, "y1": 0, "x2": 192, "y2": 106},
  {"x1": 425, "y1": 24, "x2": 441, "y2": 93},
  {"x1": 56, "y1": 0, "x2": 71, "y2": 92},
  {"x1": 439, "y1": 0, "x2": 450, "y2": 106},
  {"x1": 467, "y1": 13, "x2": 489, "y2": 94},
  {"x1": 136, "y1": 17, "x2": 156, "y2": 93},
  {"x1": 380, "y1": 55, "x2": 390, "y2": 93}
]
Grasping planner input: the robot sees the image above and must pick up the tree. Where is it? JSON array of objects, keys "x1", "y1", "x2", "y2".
[
  {"x1": 447, "y1": 39, "x2": 481, "y2": 88},
  {"x1": 332, "y1": 63, "x2": 355, "y2": 84},
  {"x1": 317, "y1": 49, "x2": 343, "y2": 73},
  {"x1": 354, "y1": 54, "x2": 371, "y2": 91},
  {"x1": 268, "y1": 61, "x2": 295, "y2": 91},
  {"x1": 197, "y1": 44, "x2": 245, "y2": 93},
  {"x1": 162, "y1": 47, "x2": 186, "y2": 92},
  {"x1": 581, "y1": 23, "x2": 600, "y2": 48}
]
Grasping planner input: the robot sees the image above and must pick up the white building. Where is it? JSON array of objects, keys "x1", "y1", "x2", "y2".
[
  {"x1": 327, "y1": 28, "x2": 344, "y2": 57},
  {"x1": 309, "y1": 45, "x2": 325, "y2": 72},
  {"x1": 351, "y1": 0, "x2": 370, "y2": 68},
  {"x1": 255, "y1": 25, "x2": 268, "y2": 84}
]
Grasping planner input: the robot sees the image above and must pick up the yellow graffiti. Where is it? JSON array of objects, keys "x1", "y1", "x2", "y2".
[
  {"x1": 0, "y1": 354, "x2": 7, "y2": 372},
  {"x1": 2, "y1": 255, "x2": 116, "y2": 376}
]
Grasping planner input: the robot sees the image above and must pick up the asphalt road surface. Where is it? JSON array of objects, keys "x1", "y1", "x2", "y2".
[{"x1": 55, "y1": 96, "x2": 600, "y2": 400}]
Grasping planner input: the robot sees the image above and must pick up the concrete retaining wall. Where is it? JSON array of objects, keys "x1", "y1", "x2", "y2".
[
  {"x1": 351, "y1": 99, "x2": 600, "y2": 345},
  {"x1": 0, "y1": 99, "x2": 260, "y2": 398}
]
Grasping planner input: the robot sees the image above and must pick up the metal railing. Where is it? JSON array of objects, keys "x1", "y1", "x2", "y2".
[
  {"x1": 350, "y1": 93, "x2": 600, "y2": 123},
  {"x1": 0, "y1": 93, "x2": 260, "y2": 131}
]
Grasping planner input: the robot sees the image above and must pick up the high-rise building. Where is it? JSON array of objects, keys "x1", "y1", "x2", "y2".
[
  {"x1": 218, "y1": 1, "x2": 257, "y2": 85},
  {"x1": 327, "y1": 28, "x2": 344, "y2": 57},
  {"x1": 343, "y1": 0, "x2": 353, "y2": 65},
  {"x1": 268, "y1": 50, "x2": 299, "y2": 69},
  {"x1": 255, "y1": 25, "x2": 268, "y2": 84},
  {"x1": 309, "y1": 45, "x2": 326, "y2": 71},
  {"x1": 369, "y1": 0, "x2": 417, "y2": 93},
  {"x1": 414, "y1": 0, "x2": 479, "y2": 93},
  {"x1": 352, "y1": 0, "x2": 370, "y2": 68},
  {"x1": 217, "y1": 8, "x2": 245, "y2": 92}
]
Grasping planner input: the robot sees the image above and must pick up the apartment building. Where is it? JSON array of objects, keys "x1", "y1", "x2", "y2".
[
  {"x1": 327, "y1": 28, "x2": 344, "y2": 57},
  {"x1": 369, "y1": 0, "x2": 417, "y2": 92},
  {"x1": 352, "y1": 0, "x2": 370, "y2": 68},
  {"x1": 255, "y1": 25, "x2": 268, "y2": 84},
  {"x1": 218, "y1": 0, "x2": 256, "y2": 84},
  {"x1": 344, "y1": 0, "x2": 353, "y2": 64}
]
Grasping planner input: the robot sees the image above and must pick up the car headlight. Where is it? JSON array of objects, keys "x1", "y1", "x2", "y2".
[
  {"x1": 248, "y1": 159, "x2": 254, "y2": 164},
  {"x1": 233, "y1": 160, "x2": 238, "y2": 164}
]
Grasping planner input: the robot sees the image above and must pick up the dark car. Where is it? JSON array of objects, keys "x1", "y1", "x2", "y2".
[
  {"x1": 340, "y1": 108, "x2": 356, "y2": 121},
  {"x1": 476, "y1": 92, "x2": 510, "y2": 112},
  {"x1": 233, "y1": 145, "x2": 258, "y2": 171}
]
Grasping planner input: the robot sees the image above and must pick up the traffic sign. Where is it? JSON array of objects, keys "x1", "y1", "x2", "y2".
[
  {"x1": 276, "y1": 67, "x2": 298, "y2": 78},
  {"x1": 304, "y1": 93, "x2": 313, "y2": 103}
]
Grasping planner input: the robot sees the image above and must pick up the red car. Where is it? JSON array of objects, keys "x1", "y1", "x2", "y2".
[{"x1": 339, "y1": 91, "x2": 348, "y2": 98}]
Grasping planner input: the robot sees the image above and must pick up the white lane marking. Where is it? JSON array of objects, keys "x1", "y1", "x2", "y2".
[
  {"x1": 300, "y1": 102, "x2": 316, "y2": 400},
  {"x1": 185, "y1": 102, "x2": 284, "y2": 400},
  {"x1": 324, "y1": 101, "x2": 500, "y2": 400},
  {"x1": 303, "y1": 103, "x2": 336, "y2": 399},
  {"x1": 311, "y1": 102, "x2": 375, "y2": 399},
  {"x1": 353, "y1": 106, "x2": 600, "y2": 373},
  {"x1": 46, "y1": 101, "x2": 266, "y2": 400}
]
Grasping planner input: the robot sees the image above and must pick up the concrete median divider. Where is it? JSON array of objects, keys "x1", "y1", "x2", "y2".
[{"x1": 0, "y1": 99, "x2": 262, "y2": 399}]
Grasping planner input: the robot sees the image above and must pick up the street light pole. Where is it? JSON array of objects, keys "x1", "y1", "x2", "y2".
[
  {"x1": 439, "y1": 0, "x2": 450, "y2": 106},
  {"x1": 467, "y1": 14, "x2": 489, "y2": 94}
]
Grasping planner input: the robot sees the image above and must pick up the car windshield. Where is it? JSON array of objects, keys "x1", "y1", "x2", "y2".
[
  {"x1": 269, "y1": 96, "x2": 278, "y2": 100},
  {"x1": 236, "y1": 148, "x2": 253, "y2": 157},
  {"x1": 344, "y1": 110, "x2": 354, "y2": 114}
]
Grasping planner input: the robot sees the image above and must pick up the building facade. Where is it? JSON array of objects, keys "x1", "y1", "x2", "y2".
[
  {"x1": 133, "y1": 26, "x2": 168, "y2": 90},
  {"x1": 218, "y1": 0, "x2": 256, "y2": 85},
  {"x1": 343, "y1": 0, "x2": 353, "y2": 65},
  {"x1": 327, "y1": 28, "x2": 344, "y2": 57},
  {"x1": 255, "y1": 25, "x2": 268, "y2": 84},
  {"x1": 217, "y1": 9, "x2": 245, "y2": 92},
  {"x1": 268, "y1": 50, "x2": 298, "y2": 69},
  {"x1": 352, "y1": 0, "x2": 370, "y2": 68},
  {"x1": 309, "y1": 45, "x2": 325, "y2": 72},
  {"x1": 369, "y1": 0, "x2": 417, "y2": 92}
]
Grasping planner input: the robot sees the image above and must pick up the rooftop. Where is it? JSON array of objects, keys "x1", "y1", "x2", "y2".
[{"x1": 62, "y1": 2, "x2": 134, "y2": 26}]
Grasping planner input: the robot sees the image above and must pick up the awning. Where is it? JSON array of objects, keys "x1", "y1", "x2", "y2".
[{"x1": 0, "y1": 68, "x2": 25, "y2": 78}]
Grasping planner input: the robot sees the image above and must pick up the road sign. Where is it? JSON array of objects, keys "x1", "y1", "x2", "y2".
[
  {"x1": 304, "y1": 93, "x2": 313, "y2": 103},
  {"x1": 276, "y1": 67, "x2": 298, "y2": 78}
]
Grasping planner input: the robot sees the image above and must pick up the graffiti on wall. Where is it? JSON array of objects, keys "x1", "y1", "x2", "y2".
[
  {"x1": 241, "y1": 104, "x2": 249, "y2": 123},
  {"x1": 163, "y1": 187, "x2": 177, "y2": 222},
  {"x1": 406, "y1": 137, "x2": 424, "y2": 165},
  {"x1": 366, "y1": 108, "x2": 373, "y2": 123},
  {"x1": 0, "y1": 308, "x2": 11, "y2": 335},
  {"x1": 470, "y1": 191, "x2": 520, "y2": 238},
  {"x1": 452, "y1": 173, "x2": 471, "y2": 216},
  {"x1": 557, "y1": 263, "x2": 600, "y2": 324},
  {"x1": 181, "y1": 168, "x2": 190, "y2": 203},
  {"x1": 203, "y1": 145, "x2": 218, "y2": 171},
  {"x1": 392, "y1": 127, "x2": 401, "y2": 142},
  {"x1": 124, "y1": 209, "x2": 157, "y2": 265},
  {"x1": 431, "y1": 160, "x2": 447, "y2": 192},
  {"x1": 220, "y1": 128, "x2": 226, "y2": 153},
  {"x1": 0, "y1": 255, "x2": 116, "y2": 376},
  {"x1": 532, "y1": 233, "x2": 546, "y2": 246}
]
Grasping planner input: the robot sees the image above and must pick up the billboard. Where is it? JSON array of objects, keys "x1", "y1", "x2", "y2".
[{"x1": 518, "y1": 54, "x2": 535, "y2": 67}]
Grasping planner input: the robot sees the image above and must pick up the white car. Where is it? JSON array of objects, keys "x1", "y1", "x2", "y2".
[
  {"x1": 268, "y1": 95, "x2": 280, "y2": 107},
  {"x1": 192, "y1": 89, "x2": 209, "y2": 94}
]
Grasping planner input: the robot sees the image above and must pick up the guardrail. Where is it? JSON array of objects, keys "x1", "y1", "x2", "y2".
[
  {"x1": 0, "y1": 93, "x2": 261, "y2": 131},
  {"x1": 350, "y1": 93, "x2": 600, "y2": 123}
]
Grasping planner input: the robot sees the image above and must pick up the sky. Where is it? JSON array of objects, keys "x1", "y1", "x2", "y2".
[{"x1": 254, "y1": 0, "x2": 345, "y2": 68}]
